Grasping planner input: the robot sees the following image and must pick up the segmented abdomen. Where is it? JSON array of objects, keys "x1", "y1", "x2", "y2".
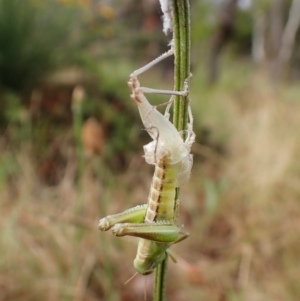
[{"x1": 144, "y1": 155, "x2": 176, "y2": 223}]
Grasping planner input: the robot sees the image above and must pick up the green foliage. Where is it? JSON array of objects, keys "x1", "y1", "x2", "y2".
[
  {"x1": 0, "y1": 0, "x2": 81, "y2": 91},
  {"x1": 190, "y1": 1, "x2": 216, "y2": 43},
  {"x1": 252, "y1": 0, "x2": 272, "y2": 12},
  {"x1": 232, "y1": 9, "x2": 253, "y2": 55},
  {"x1": 2, "y1": 92, "x2": 32, "y2": 141},
  {"x1": 3, "y1": 92, "x2": 23, "y2": 122},
  {"x1": 77, "y1": 53, "x2": 143, "y2": 165},
  {"x1": 0, "y1": 152, "x2": 19, "y2": 186}
]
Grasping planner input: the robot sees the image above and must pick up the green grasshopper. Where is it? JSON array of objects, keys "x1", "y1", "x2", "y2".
[
  {"x1": 98, "y1": 0, "x2": 195, "y2": 275},
  {"x1": 98, "y1": 49, "x2": 195, "y2": 275}
]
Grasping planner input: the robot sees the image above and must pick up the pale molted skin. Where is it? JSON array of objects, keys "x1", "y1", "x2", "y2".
[
  {"x1": 159, "y1": 0, "x2": 173, "y2": 35},
  {"x1": 128, "y1": 76, "x2": 193, "y2": 168}
]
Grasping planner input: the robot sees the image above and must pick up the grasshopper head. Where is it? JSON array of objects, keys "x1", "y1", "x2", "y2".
[
  {"x1": 133, "y1": 248, "x2": 167, "y2": 275},
  {"x1": 133, "y1": 258, "x2": 155, "y2": 275}
]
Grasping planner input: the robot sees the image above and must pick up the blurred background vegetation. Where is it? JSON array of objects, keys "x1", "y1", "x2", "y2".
[{"x1": 1, "y1": 0, "x2": 300, "y2": 300}]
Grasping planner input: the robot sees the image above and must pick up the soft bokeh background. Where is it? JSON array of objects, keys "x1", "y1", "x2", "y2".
[{"x1": 1, "y1": 0, "x2": 300, "y2": 300}]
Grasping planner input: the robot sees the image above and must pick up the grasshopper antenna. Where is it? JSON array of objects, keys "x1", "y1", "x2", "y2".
[{"x1": 124, "y1": 272, "x2": 138, "y2": 286}]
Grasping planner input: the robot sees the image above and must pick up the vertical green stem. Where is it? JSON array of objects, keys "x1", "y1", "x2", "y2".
[
  {"x1": 154, "y1": 1, "x2": 191, "y2": 301},
  {"x1": 154, "y1": 256, "x2": 168, "y2": 301},
  {"x1": 173, "y1": 0, "x2": 191, "y2": 133}
]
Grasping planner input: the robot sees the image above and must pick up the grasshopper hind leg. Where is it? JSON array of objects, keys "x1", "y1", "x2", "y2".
[
  {"x1": 111, "y1": 222, "x2": 181, "y2": 243},
  {"x1": 98, "y1": 204, "x2": 147, "y2": 231}
]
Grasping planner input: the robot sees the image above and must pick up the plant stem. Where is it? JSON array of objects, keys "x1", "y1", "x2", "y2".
[
  {"x1": 153, "y1": 1, "x2": 191, "y2": 300},
  {"x1": 173, "y1": 0, "x2": 191, "y2": 133},
  {"x1": 154, "y1": 256, "x2": 168, "y2": 301}
]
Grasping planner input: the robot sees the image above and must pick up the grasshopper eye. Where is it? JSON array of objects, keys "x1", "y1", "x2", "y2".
[{"x1": 142, "y1": 270, "x2": 154, "y2": 276}]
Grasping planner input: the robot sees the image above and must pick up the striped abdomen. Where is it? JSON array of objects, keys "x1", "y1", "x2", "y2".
[{"x1": 144, "y1": 155, "x2": 177, "y2": 223}]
